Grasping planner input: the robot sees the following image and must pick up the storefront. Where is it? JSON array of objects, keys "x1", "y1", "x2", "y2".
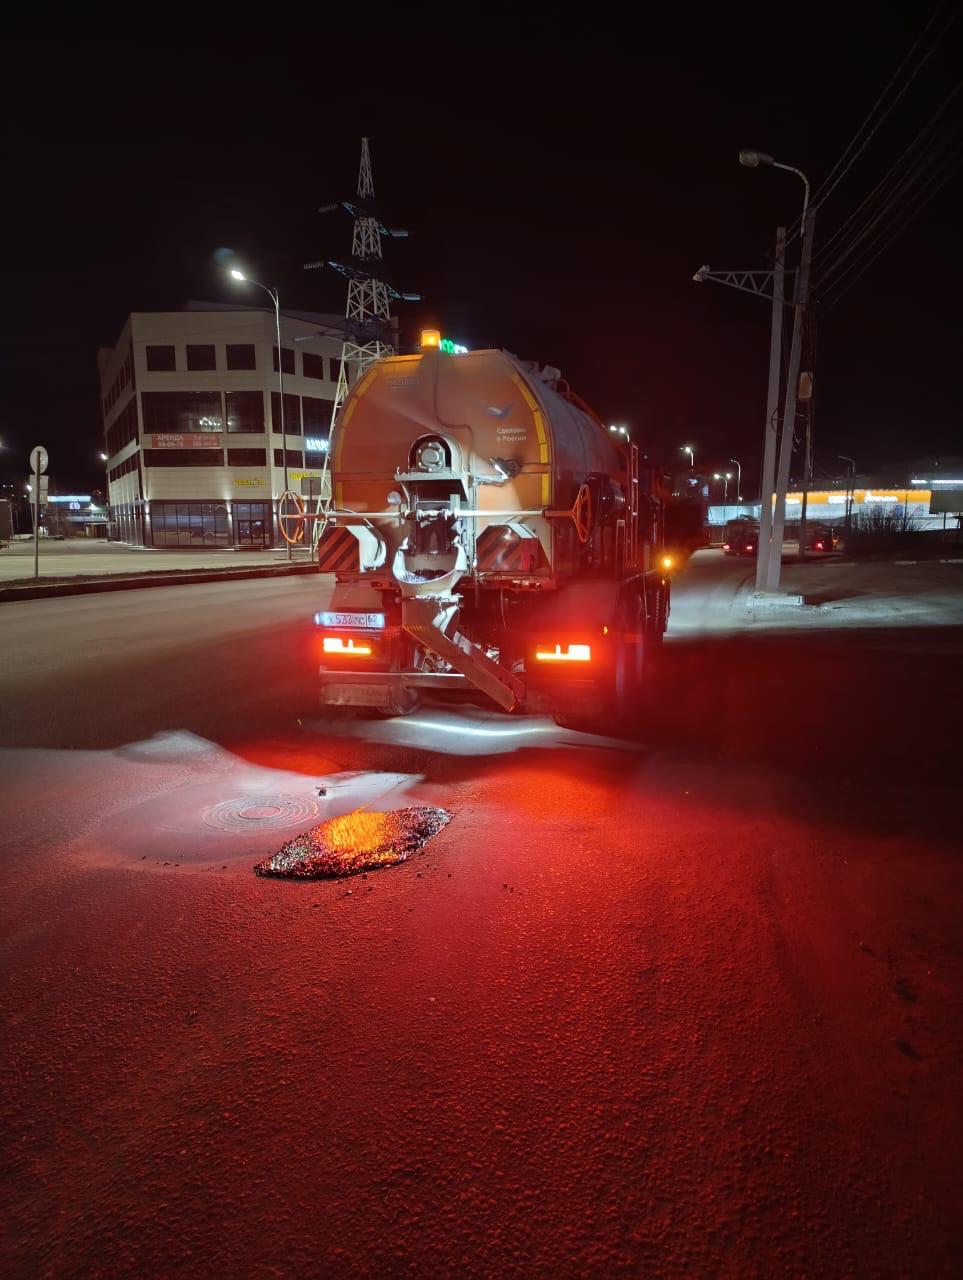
[{"x1": 147, "y1": 500, "x2": 273, "y2": 548}]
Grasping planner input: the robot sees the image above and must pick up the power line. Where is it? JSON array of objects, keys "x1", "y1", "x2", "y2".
[
  {"x1": 782, "y1": 2, "x2": 959, "y2": 244},
  {"x1": 818, "y1": 125, "x2": 962, "y2": 290},
  {"x1": 816, "y1": 105, "x2": 961, "y2": 289},
  {"x1": 817, "y1": 80, "x2": 962, "y2": 262},
  {"x1": 811, "y1": 1, "x2": 959, "y2": 212},
  {"x1": 818, "y1": 150, "x2": 963, "y2": 313}
]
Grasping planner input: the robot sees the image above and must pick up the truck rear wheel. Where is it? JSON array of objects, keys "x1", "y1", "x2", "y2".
[{"x1": 552, "y1": 592, "x2": 645, "y2": 734}]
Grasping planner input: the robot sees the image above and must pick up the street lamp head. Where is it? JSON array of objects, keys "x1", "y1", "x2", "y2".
[
  {"x1": 725, "y1": 471, "x2": 732, "y2": 480},
  {"x1": 739, "y1": 149, "x2": 775, "y2": 169},
  {"x1": 229, "y1": 268, "x2": 246, "y2": 281},
  {"x1": 98, "y1": 451, "x2": 108, "y2": 461},
  {"x1": 713, "y1": 473, "x2": 722, "y2": 480}
]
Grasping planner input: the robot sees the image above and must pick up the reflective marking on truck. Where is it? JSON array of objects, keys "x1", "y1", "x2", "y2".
[
  {"x1": 317, "y1": 527, "x2": 360, "y2": 573},
  {"x1": 512, "y1": 375, "x2": 551, "y2": 506}
]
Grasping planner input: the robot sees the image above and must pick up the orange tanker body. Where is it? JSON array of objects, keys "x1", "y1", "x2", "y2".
[{"x1": 307, "y1": 338, "x2": 670, "y2": 730}]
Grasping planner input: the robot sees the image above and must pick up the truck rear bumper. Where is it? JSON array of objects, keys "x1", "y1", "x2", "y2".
[{"x1": 319, "y1": 669, "x2": 466, "y2": 709}]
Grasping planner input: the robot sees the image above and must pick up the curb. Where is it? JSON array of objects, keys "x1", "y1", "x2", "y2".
[
  {"x1": 746, "y1": 590, "x2": 806, "y2": 608},
  {"x1": 0, "y1": 562, "x2": 318, "y2": 603}
]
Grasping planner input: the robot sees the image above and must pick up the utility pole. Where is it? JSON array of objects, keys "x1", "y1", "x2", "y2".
[
  {"x1": 327, "y1": 139, "x2": 396, "y2": 431},
  {"x1": 797, "y1": 363, "x2": 814, "y2": 561},
  {"x1": 838, "y1": 455, "x2": 855, "y2": 542},
  {"x1": 306, "y1": 137, "x2": 417, "y2": 550},
  {"x1": 766, "y1": 209, "x2": 816, "y2": 592},
  {"x1": 755, "y1": 227, "x2": 786, "y2": 591}
]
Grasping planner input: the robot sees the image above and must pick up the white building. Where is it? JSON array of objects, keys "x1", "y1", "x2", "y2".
[{"x1": 98, "y1": 302, "x2": 356, "y2": 547}]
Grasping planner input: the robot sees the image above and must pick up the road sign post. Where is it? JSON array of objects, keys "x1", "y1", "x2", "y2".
[{"x1": 29, "y1": 445, "x2": 48, "y2": 581}]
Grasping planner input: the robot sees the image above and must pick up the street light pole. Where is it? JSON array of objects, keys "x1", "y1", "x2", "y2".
[
  {"x1": 713, "y1": 472, "x2": 730, "y2": 522},
  {"x1": 739, "y1": 150, "x2": 814, "y2": 592},
  {"x1": 768, "y1": 208, "x2": 815, "y2": 590},
  {"x1": 98, "y1": 451, "x2": 110, "y2": 539},
  {"x1": 729, "y1": 458, "x2": 742, "y2": 504},
  {"x1": 755, "y1": 227, "x2": 786, "y2": 591},
  {"x1": 230, "y1": 269, "x2": 291, "y2": 559}
]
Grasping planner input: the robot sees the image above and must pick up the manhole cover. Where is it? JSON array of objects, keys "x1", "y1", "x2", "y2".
[
  {"x1": 255, "y1": 806, "x2": 452, "y2": 879},
  {"x1": 203, "y1": 794, "x2": 319, "y2": 833}
]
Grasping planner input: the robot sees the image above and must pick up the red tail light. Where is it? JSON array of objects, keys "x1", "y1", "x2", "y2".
[
  {"x1": 535, "y1": 643, "x2": 592, "y2": 664},
  {"x1": 322, "y1": 636, "x2": 373, "y2": 657}
]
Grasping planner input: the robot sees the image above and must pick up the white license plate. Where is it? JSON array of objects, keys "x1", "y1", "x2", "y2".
[{"x1": 315, "y1": 611, "x2": 386, "y2": 629}]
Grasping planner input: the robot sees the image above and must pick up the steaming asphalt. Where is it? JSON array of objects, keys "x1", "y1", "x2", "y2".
[{"x1": 2, "y1": 553, "x2": 962, "y2": 1277}]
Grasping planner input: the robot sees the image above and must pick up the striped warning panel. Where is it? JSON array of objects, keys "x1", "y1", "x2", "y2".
[
  {"x1": 476, "y1": 525, "x2": 546, "y2": 575},
  {"x1": 317, "y1": 527, "x2": 360, "y2": 573}
]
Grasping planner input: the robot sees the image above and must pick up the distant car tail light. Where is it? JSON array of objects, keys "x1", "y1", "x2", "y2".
[
  {"x1": 723, "y1": 543, "x2": 730, "y2": 550},
  {"x1": 535, "y1": 644, "x2": 592, "y2": 663},
  {"x1": 746, "y1": 543, "x2": 755, "y2": 551},
  {"x1": 815, "y1": 541, "x2": 824, "y2": 550},
  {"x1": 322, "y1": 636, "x2": 373, "y2": 656}
]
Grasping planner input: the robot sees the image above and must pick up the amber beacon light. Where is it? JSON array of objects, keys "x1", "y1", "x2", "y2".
[{"x1": 420, "y1": 329, "x2": 441, "y2": 350}]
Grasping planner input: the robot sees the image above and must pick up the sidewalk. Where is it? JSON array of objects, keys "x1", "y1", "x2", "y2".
[
  {"x1": 0, "y1": 540, "x2": 310, "y2": 582},
  {"x1": 0, "y1": 541, "x2": 317, "y2": 601}
]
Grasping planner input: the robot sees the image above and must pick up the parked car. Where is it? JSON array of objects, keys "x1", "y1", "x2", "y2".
[
  {"x1": 806, "y1": 523, "x2": 838, "y2": 553},
  {"x1": 722, "y1": 519, "x2": 760, "y2": 556}
]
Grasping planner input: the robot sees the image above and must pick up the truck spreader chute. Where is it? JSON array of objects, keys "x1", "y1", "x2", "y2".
[{"x1": 293, "y1": 340, "x2": 670, "y2": 730}]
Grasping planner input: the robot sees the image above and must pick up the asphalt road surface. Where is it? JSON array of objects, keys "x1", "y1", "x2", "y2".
[{"x1": 2, "y1": 555, "x2": 962, "y2": 1277}]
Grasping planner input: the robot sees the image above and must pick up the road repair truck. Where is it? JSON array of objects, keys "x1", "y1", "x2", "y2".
[{"x1": 291, "y1": 331, "x2": 671, "y2": 731}]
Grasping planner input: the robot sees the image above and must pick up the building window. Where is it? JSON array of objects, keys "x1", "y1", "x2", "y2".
[
  {"x1": 234, "y1": 501, "x2": 271, "y2": 547},
  {"x1": 227, "y1": 447, "x2": 267, "y2": 466},
  {"x1": 150, "y1": 501, "x2": 231, "y2": 548},
  {"x1": 273, "y1": 448, "x2": 304, "y2": 468},
  {"x1": 302, "y1": 351, "x2": 325, "y2": 379},
  {"x1": 225, "y1": 390, "x2": 265, "y2": 433},
  {"x1": 105, "y1": 399, "x2": 139, "y2": 456},
  {"x1": 143, "y1": 448, "x2": 223, "y2": 466},
  {"x1": 146, "y1": 345, "x2": 176, "y2": 372},
  {"x1": 305, "y1": 449, "x2": 327, "y2": 468},
  {"x1": 272, "y1": 346, "x2": 295, "y2": 375},
  {"x1": 142, "y1": 391, "x2": 223, "y2": 433},
  {"x1": 302, "y1": 395, "x2": 334, "y2": 435},
  {"x1": 226, "y1": 343, "x2": 256, "y2": 370},
  {"x1": 271, "y1": 392, "x2": 301, "y2": 434},
  {"x1": 329, "y1": 357, "x2": 342, "y2": 383},
  {"x1": 235, "y1": 501, "x2": 272, "y2": 547},
  {"x1": 186, "y1": 344, "x2": 217, "y2": 371},
  {"x1": 108, "y1": 451, "x2": 141, "y2": 486}
]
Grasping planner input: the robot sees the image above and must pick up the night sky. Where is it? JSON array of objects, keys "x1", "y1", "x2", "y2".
[{"x1": 2, "y1": 5, "x2": 960, "y2": 495}]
